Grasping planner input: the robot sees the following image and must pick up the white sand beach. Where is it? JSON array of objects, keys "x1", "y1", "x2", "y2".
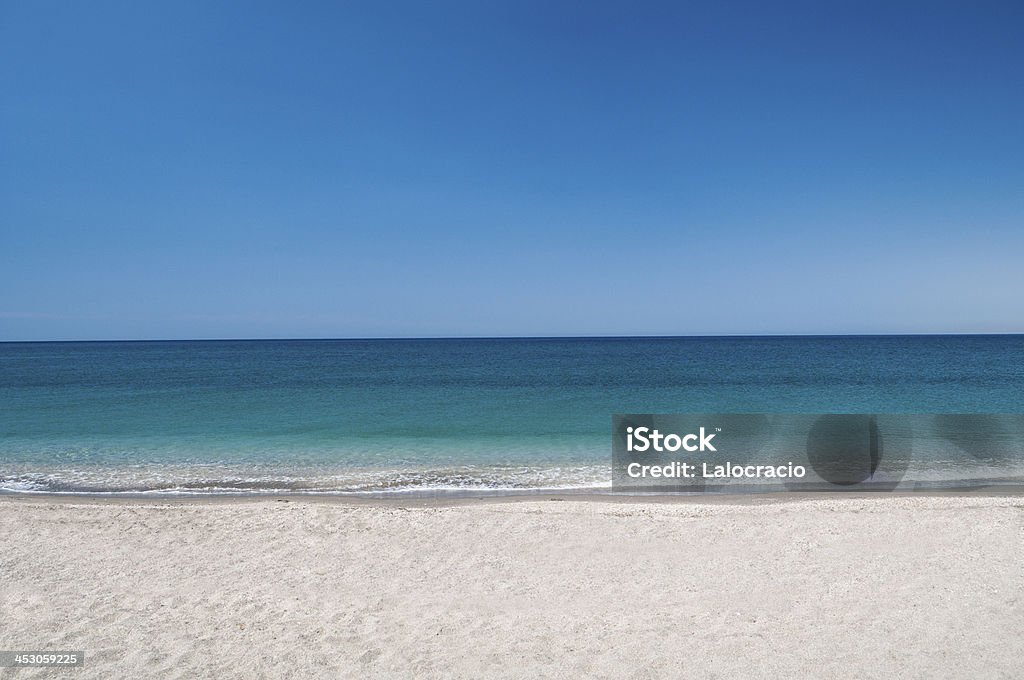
[{"x1": 1, "y1": 494, "x2": 1022, "y2": 679}]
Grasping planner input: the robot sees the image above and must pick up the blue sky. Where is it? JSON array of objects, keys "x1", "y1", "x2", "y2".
[{"x1": 2, "y1": 1, "x2": 1022, "y2": 340}]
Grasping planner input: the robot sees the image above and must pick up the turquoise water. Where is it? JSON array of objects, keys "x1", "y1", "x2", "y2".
[{"x1": 1, "y1": 336, "x2": 1022, "y2": 494}]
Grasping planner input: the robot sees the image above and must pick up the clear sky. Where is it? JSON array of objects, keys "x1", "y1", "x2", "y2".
[{"x1": 2, "y1": 1, "x2": 1022, "y2": 340}]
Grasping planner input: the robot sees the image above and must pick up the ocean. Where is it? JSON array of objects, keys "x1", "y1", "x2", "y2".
[{"x1": 1, "y1": 336, "x2": 1022, "y2": 495}]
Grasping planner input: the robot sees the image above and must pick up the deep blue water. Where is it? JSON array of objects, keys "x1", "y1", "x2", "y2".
[{"x1": 0, "y1": 336, "x2": 1022, "y2": 493}]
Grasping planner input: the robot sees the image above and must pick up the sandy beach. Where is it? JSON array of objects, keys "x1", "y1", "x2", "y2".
[{"x1": 1, "y1": 493, "x2": 1022, "y2": 679}]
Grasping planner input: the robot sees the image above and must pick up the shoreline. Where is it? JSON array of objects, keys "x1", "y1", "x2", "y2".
[{"x1": 3, "y1": 486, "x2": 1023, "y2": 508}]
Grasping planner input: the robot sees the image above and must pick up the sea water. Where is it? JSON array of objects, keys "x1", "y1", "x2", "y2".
[{"x1": 1, "y1": 336, "x2": 1022, "y2": 494}]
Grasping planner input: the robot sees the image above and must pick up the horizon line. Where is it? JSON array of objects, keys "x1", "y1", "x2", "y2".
[{"x1": 2, "y1": 332, "x2": 1024, "y2": 344}]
